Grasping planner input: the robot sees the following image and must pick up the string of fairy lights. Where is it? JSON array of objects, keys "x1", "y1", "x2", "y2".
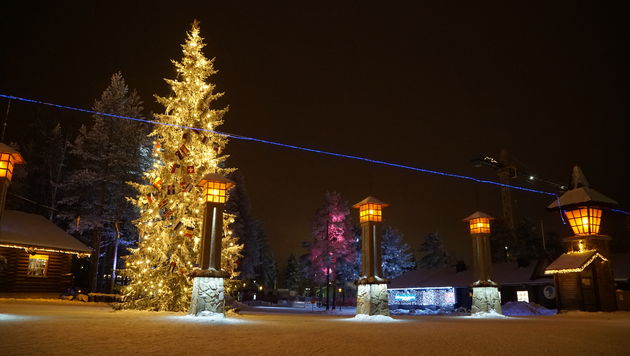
[{"x1": 1, "y1": 93, "x2": 628, "y2": 215}]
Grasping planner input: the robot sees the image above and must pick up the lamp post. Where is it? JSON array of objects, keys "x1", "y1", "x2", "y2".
[
  {"x1": 0, "y1": 143, "x2": 25, "y2": 222},
  {"x1": 189, "y1": 173, "x2": 235, "y2": 316},
  {"x1": 353, "y1": 196, "x2": 390, "y2": 316},
  {"x1": 463, "y1": 211, "x2": 502, "y2": 314},
  {"x1": 544, "y1": 166, "x2": 618, "y2": 311}
]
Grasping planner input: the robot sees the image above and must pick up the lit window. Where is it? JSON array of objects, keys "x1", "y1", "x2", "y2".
[
  {"x1": 516, "y1": 290, "x2": 529, "y2": 303},
  {"x1": 27, "y1": 254, "x2": 49, "y2": 277}
]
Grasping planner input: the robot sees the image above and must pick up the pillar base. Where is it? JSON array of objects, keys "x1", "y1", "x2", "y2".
[
  {"x1": 189, "y1": 277, "x2": 225, "y2": 316},
  {"x1": 356, "y1": 283, "x2": 390, "y2": 316},
  {"x1": 471, "y1": 286, "x2": 502, "y2": 314}
]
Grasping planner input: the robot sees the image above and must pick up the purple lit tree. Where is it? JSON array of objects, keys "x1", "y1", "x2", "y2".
[{"x1": 308, "y1": 191, "x2": 354, "y2": 309}]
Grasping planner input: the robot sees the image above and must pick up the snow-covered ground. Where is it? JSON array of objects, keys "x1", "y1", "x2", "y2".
[{"x1": 1, "y1": 299, "x2": 629, "y2": 355}]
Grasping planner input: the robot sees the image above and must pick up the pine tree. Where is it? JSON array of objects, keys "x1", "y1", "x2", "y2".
[
  {"x1": 119, "y1": 22, "x2": 242, "y2": 311},
  {"x1": 308, "y1": 192, "x2": 354, "y2": 284},
  {"x1": 418, "y1": 231, "x2": 450, "y2": 269},
  {"x1": 285, "y1": 253, "x2": 303, "y2": 292},
  {"x1": 225, "y1": 172, "x2": 275, "y2": 283},
  {"x1": 57, "y1": 71, "x2": 148, "y2": 292},
  {"x1": 381, "y1": 226, "x2": 416, "y2": 279}
]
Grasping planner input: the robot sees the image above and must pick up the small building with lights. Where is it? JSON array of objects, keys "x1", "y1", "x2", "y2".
[
  {"x1": 544, "y1": 167, "x2": 618, "y2": 311},
  {"x1": 388, "y1": 262, "x2": 555, "y2": 310},
  {"x1": 0, "y1": 210, "x2": 91, "y2": 294}
]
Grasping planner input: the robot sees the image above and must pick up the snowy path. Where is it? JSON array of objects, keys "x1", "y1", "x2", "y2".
[{"x1": 1, "y1": 300, "x2": 629, "y2": 355}]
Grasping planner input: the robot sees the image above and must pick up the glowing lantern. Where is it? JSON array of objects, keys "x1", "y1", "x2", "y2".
[
  {"x1": 564, "y1": 206, "x2": 602, "y2": 236},
  {"x1": 463, "y1": 211, "x2": 494, "y2": 235},
  {"x1": 0, "y1": 143, "x2": 25, "y2": 182},
  {"x1": 353, "y1": 196, "x2": 388, "y2": 223},
  {"x1": 548, "y1": 166, "x2": 617, "y2": 237},
  {"x1": 197, "y1": 173, "x2": 235, "y2": 204}
]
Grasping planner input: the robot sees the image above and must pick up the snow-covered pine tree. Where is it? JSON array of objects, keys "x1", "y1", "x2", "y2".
[
  {"x1": 57, "y1": 72, "x2": 149, "y2": 292},
  {"x1": 418, "y1": 231, "x2": 450, "y2": 269},
  {"x1": 119, "y1": 22, "x2": 242, "y2": 311},
  {"x1": 308, "y1": 192, "x2": 354, "y2": 284},
  {"x1": 381, "y1": 226, "x2": 416, "y2": 279}
]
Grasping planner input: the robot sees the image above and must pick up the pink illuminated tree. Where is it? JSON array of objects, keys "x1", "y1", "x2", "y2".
[{"x1": 308, "y1": 192, "x2": 354, "y2": 308}]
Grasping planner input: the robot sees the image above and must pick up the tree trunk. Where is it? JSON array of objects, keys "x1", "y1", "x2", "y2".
[{"x1": 89, "y1": 229, "x2": 101, "y2": 293}]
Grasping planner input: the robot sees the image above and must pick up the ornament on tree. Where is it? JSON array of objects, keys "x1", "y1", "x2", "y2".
[
  {"x1": 181, "y1": 182, "x2": 193, "y2": 192},
  {"x1": 171, "y1": 163, "x2": 180, "y2": 173},
  {"x1": 167, "y1": 185, "x2": 176, "y2": 195},
  {"x1": 184, "y1": 226, "x2": 194, "y2": 237},
  {"x1": 176, "y1": 144, "x2": 190, "y2": 159},
  {"x1": 174, "y1": 221, "x2": 183, "y2": 231},
  {"x1": 169, "y1": 261, "x2": 177, "y2": 273},
  {"x1": 162, "y1": 208, "x2": 174, "y2": 219},
  {"x1": 201, "y1": 136, "x2": 209, "y2": 144},
  {"x1": 186, "y1": 166, "x2": 195, "y2": 174},
  {"x1": 153, "y1": 177, "x2": 163, "y2": 190},
  {"x1": 146, "y1": 193, "x2": 154, "y2": 204},
  {"x1": 158, "y1": 199, "x2": 168, "y2": 210}
]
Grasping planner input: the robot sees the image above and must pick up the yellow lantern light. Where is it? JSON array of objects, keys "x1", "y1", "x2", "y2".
[
  {"x1": 463, "y1": 211, "x2": 494, "y2": 235},
  {"x1": 564, "y1": 206, "x2": 602, "y2": 236},
  {"x1": 0, "y1": 143, "x2": 25, "y2": 182},
  {"x1": 353, "y1": 196, "x2": 388, "y2": 223},
  {"x1": 197, "y1": 173, "x2": 235, "y2": 204}
]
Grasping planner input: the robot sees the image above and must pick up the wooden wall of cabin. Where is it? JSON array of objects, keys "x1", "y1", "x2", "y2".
[
  {"x1": 555, "y1": 273, "x2": 581, "y2": 310},
  {"x1": 0, "y1": 247, "x2": 73, "y2": 293},
  {"x1": 595, "y1": 260, "x2": 617, "y2": 311}
]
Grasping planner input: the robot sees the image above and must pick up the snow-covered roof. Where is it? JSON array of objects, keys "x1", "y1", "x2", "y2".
[
  {"x1": 547, "y1": 187, "x2": 618, "y2": 209},
  {"x1": 389, "y1": 262, "x2": 551, "y2": 289},
  {"x1": 544, "y1": 250, "x2": 607, "y2": 275},
  {"x1": 0, "y1": 210, "x2": 91, "y2": 254}
]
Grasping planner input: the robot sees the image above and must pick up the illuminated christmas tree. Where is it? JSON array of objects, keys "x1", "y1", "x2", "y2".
[{"x1": 119, "y1": 21, "x2": 242, "y2": 311}]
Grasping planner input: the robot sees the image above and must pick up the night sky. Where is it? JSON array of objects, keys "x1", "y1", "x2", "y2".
[{"x1": 2, "y1": 2, "x2": 629, "y2": 269}]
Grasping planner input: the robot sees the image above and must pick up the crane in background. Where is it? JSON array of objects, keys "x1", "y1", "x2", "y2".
[{"x1": 472, "y1": 149, "x2": 567, "y2": 259}]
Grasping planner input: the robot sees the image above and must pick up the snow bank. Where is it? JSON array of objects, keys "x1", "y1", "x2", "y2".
[
  {"x1": 466, "y1": 310, "x2": 507, "y2": 318},
  {"x1": 165, "y1": 313, "x2": 252, "y2": 325},
  {"x1": 502, "y1": 301, "x2": 557, "y2": 316},
  {"x1": 347, "y1": 314, "x2": 400, "y2": 322}
]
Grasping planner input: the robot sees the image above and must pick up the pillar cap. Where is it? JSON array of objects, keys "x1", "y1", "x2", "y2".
[
  {"x1": 197, "y1": 173, "x2": 235, "y2": 189},
  {"x1": 462, "y1": 211, "x2": 494, "y2": 222},
  {"x1": 352, "y1": 196, "x2": 388, "y2": 209}
]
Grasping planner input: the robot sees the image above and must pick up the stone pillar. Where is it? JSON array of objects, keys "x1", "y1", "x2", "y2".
[
  {"x1": 471, "y1": 232, "x2": 501, "y2": 314},
  {"x1": 354, "y1": 198, "x2": 389, "y2": 317},
  {"x1": 189, "y1": 276, "x2": 225, "y2": 316},
  {"x1": 190, "y1": 202, "x2": 228, "y2": 316},
  {"x1": 356, "y1": 283, "x2": 389, "y2": 316},
  {"x1": 471, "y1": 286, "x2": 502, "y2": 314}
]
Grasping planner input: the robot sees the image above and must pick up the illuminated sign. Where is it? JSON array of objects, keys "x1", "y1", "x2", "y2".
[{"x1": 394, "y1": 294, "x2": 416, "y2": 302}]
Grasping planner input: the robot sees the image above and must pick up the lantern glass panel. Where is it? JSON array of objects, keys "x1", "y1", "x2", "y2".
[
  {"x1": 469, "y1": 217, "x2": 491, "y2": 234},
  {"x1": 0, "y1": 153, "x2": 15, "y2": 181},
  {"x1": 358, "y1": 203, "x2": 383, "y2": 223},
  {"x1": 204, "y1": 181, "x2": 228, "y2": 203},
  {"x1": 564, "y1": 207, "x2": 602, "y2": 236}
]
